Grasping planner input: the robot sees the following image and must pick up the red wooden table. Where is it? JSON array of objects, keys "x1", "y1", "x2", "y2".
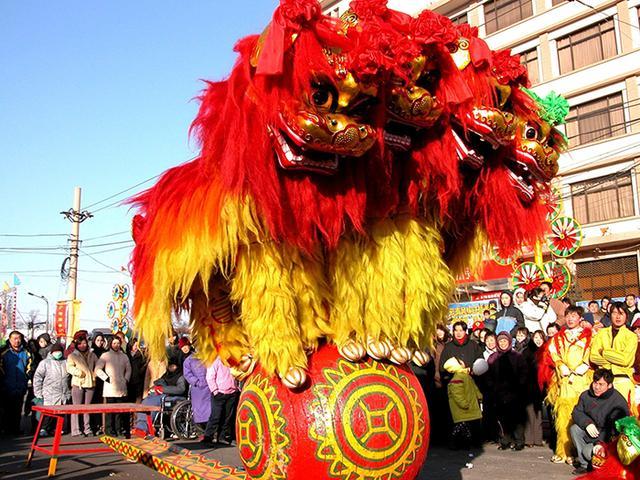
[{"x1": 27, "y1": 403, "x2": 162, "y2": 477}]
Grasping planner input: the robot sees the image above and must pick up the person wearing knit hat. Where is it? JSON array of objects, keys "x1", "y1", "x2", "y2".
[
  {"x1": 487, "y1": 331, "x2": 528, "y2": 451},
  {"x1": 33, "y1": 343, "x2": 71, "y2": 436},
  {"x1": 67, "y1": 334, "x2": 98, "y2": 436}
]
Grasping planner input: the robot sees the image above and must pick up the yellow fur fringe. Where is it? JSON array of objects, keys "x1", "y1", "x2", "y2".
[
  {"x1": 134, "y1": 195, "x2": 264, "y2": 365},
  {"x1": 330, "y1": 215, "x2": 454, "y2": 351}
]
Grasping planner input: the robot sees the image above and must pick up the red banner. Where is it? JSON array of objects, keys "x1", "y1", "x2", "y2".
[
  {"x1": 456, "y1": 261, "x2": 513, "y2": 285},
  {"x1": 470, "y1": 290, "x2": 503, "y2": 302},
  {"x1": 54, "y1": 301, "x2": 68, "y2": 338}
]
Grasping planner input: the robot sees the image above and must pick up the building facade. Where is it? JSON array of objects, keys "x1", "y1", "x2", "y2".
[{"x1": 320, "y1": 0, "x2": 640, "y2": 301}]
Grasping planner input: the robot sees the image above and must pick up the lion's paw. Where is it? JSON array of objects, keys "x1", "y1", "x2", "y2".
[
  {"x1": 338, "y1": 339, "x2": 367, "y2": 362},
  {"x1": 280, "y1": 366, "x2": 307, "y2": 389}
]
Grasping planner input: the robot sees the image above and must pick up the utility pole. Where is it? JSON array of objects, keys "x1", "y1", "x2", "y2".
[{"x1": 60, "y1": 187, "x2": 92, "y2": 333}]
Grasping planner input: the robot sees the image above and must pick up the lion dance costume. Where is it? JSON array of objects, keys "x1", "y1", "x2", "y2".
[
  {"x1": 547, "y1": 326, "x2": 593, "y2": 463},
  {"x1": 129, "y1": 1, "x2": 567, "y2": 478}
]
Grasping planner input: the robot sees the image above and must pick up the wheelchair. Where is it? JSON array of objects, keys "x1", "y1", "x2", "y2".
[
  {"x1": 149, "y1": 390, "x2": 203, "y2": 440},
  {"x1": 169, "y1": 394, "x2": 205, "y2": 440},
  {"x1": 148, "y1": 394, "x2": 185, "y2": 439}
]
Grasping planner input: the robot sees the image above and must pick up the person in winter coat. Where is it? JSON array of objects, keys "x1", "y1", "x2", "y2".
[
  {"x1": 126, "y1": 338, "x2": 147, "y2": 403},
  {"x1": 0, "y1": 330, "x2": 34, "y2": 435},
  {"x1": 91, "y1": 334, "x2": 107, "y2": 358},
  {"x1": 487, "y1": 332, "x2": 528, "y2": 451},
  {"x1": 67, "y1": 334, "x2": 98, "y2": 436},
  {"x1": 495, "y1": 290, "x2": 525, "y2": 336},
  {"x1": 33, "y1": 343, "x2": 71, "y2": 436},
  {"x1": 514, "y1": 327, "x2": 530, "y2": 354},
  {"x1": 479, "y1": 332, "x2": 499, "y2": 442},
  {"x1": 169, "y1": 337, "x2": 193, "y2": 370},
  {"x1": 439, "y1": 321, "x2": 483, "y2": 385},
  {"x1": 483, "y1": 333, "x2": 498, "y2": 360},
  {"x1": 515, "y1": 327, "x2": 544, "y2": 447},
  {"x1": 540, "y1": 282, "x2": 567, "y2": 326},
  {"x1": 443, "y1": 357, "x2": 483, "y2": 449},
  {"x1": 202, "y1": 357, "x2": 241, "y2": 446},
  {"x1": 36, "y1": 333, "x2": 52, "y2": 361},
  {"x1": 183, "y1": 352, "x2": 212, "y2": 427},
  {"x1": 590, "y1": 302, "x2": 637, "y2": 413},
  {"x1": 431, "y1": 325, "x2": 452, "y2": 446},
  {"x1": 514, "y1": 288, "x2": 527, "y2": 310},
  {"x1": 132, "y1": 360, "x2": 187, "y2": 435},
  {"x1": 89, "y1": 333, "x2": 108, "y2": 434},
  {"x1": 94, "y1": 336, "x2": 131, "y2": 437},
  {"x1": 520, "y1": 287, "x2": 557, "y2": 334},
  {"x1": 570, "y1": 368, "x2": 629, "y2": 474},
  {"x1": 625, "y1": 294, "x2": 639, "y2": 325}
]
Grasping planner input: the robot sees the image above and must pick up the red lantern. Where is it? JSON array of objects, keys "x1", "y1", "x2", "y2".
[{"x1": 236, "y1": 344, "x2": 430, "y2": 479}]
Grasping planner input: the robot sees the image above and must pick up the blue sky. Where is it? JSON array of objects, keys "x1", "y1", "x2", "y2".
[{"x1": 0, "y1": 0, "x2": 278, "y2": 335}]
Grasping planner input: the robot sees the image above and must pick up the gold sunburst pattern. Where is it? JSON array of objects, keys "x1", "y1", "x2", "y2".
[{"x1": 308, "y1": 359, "x2": 428, "y2": 479}]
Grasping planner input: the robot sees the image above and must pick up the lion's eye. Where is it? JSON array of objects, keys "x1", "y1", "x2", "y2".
[
  {"x1": 525, "y1": 125, "x2": 538, "y2": 140},
  {"x1": 416, "y1": 69, "x2": 440, "y2": 91},
  {"x1": 547, "y1": 135, "x2": 555, "y2": 148},
  {"x1": 310, "y1": 82, "x2": 335, "y2": 111}
]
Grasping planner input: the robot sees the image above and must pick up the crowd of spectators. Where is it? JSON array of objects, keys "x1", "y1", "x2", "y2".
[
  {"x1": 1, "y1": 288, "x2": 639, "y2": 475},
  {"x1": 0, "y1": 329, "x2": 239, "y2": 446},
  {"x1": 425, "y1": 286, "x2": 640, "y2": 475}
]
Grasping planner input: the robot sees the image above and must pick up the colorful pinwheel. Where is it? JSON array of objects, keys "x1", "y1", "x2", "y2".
[
  {"x1": 541, "y1": 184, "x2": 563, "y2": 221},
  {"x1": 512, "y1": 262, "x2": 544, "y2": 291},
  {"x1": 542, "y1": 260, "x2": 572, "y2": 299},
  {"x1": 547, "y1": 216, "x2": 583, "y2": 257}
]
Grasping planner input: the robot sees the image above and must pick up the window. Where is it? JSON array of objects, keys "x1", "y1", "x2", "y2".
[
  {"x1": 557, "y1": 19, "x2": 617, "y2": 74},
  {"x1": 520, "y1": 48, "x2": 539, "y2": 85},
  {"x1": 565, "y1": 93, "x2": 625, "y2": 147},
  {"x1": 576, "y1": 256, "x2": 639, "y2": 300},
  {"x1": 484, "y1": 0, "x2": 533, "y2": 34},
  {"x1": 449, "y1": 12, "x2": 468, "y2": 26},
  {"x1": 571, "y1": 172, "x2": 635, "y2": 224}
]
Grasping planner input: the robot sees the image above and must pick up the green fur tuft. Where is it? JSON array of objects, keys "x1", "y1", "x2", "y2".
[{"x1": 522, "y1": 88, "x2": 570, "y2": 126}]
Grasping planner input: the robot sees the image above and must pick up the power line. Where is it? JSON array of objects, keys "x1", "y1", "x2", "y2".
[
  {"x1": 0, "y1": 233, "x2": 68, "y2": 238},
  {"x1": 570, "y1": 0, "x2": 640, "y2": 33},
  {"x1": 0, "y1": 269, "x2": 59, "y2": 274},
  {"x1": 84, "y1": 244, "x2": 134, "y2": 255},
  {"x1": 90, "y1": 198, "x2": 129, "y2": 214},
  {"x1": 78, "y1": 248, "x2": 128, "y2": 274},
  {"x1": 82, "y1": 239, "x2": 135, "y2": 249},
  {"x1": 82, "y1": 230, "x2": 130, "y2": 242},
  {"x1": 0, "y1": 250, "x2": 67, "y2": 256},
  {"x1": 84, "y1": 174, "x2": 161, "y2": 210}
]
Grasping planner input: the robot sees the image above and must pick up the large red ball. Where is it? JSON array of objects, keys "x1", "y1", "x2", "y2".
[{"x1": 236, "y1": 344, "x2": 430, "y2": 479}]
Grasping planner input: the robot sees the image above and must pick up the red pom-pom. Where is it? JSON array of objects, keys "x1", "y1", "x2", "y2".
[
  {"x1": 412, "y1": 10, "x2": 458, "y2": 46},
  {"x1": 278, "y1": 0, "x2": 322, "y2": 29},
  {"x1": 350, "y1": 0, "x2": 389, "y2": 19},
  {"x1": 492, "y1": 49, "x2": 530, "y2": 86}
]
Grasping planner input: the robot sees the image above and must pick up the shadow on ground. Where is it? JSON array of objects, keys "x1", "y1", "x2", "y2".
[{"x1": 0, "y1": 432, "x2": 576, "y2": 479}]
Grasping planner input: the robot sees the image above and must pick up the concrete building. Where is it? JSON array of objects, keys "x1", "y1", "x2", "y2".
[{"x1": 320, "y1": 0, "x2": 640, "y2": 301}]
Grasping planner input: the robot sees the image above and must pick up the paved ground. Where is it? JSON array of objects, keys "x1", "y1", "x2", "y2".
[{"x1": 0, "y1": 433, "x2": 577, "y2": 479}]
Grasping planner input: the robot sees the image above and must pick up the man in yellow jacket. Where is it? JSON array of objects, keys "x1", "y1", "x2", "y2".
[
  {"x1": 590, "y1": 301, "x2": 637, "y2": 414},
  {"x1": 548, "y1": 306, "x2": 593, "y2": 465}
]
